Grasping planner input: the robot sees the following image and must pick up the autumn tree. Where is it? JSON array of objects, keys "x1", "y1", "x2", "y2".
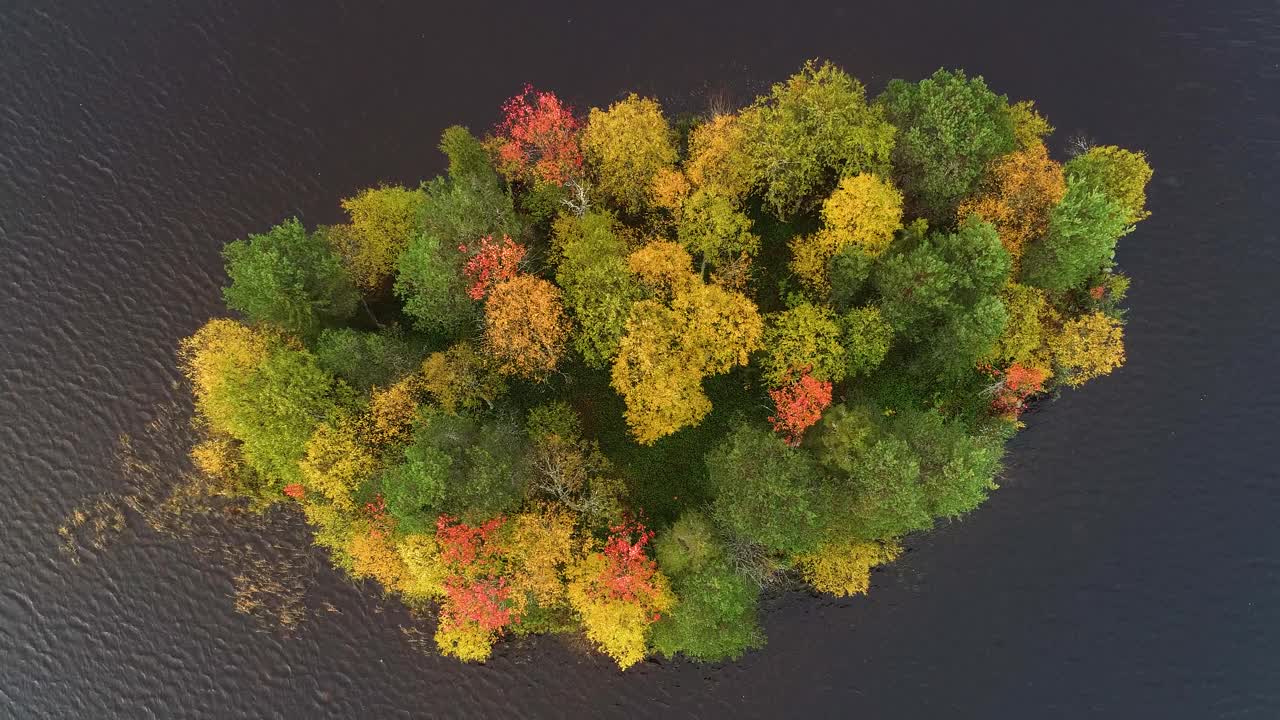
[
  {"x1": 482, "y1": 275, "x2": 570, "y2": 380},
  {"x1": 555, "y1": 212, "x2": 642, "y2": 367},
  {"x1": 1065, "y1": 145, "x2": 1153, "y2": 224},
  {"x1": 299, "y1": 417, "x2": 380, "y2": 510},
  {"x1": 332, "y1": 185, "x2": 425, "y2": 293},
  {"x1": 676, "y1": 189, "x2": 759, "y2": 278},
  {"x1": 984, "y1": 282, "x2": 1052, "y2": 368},
  {"x1": 582, "y1": 94, "x2": 677, "y2": 214},
  {"x1": 767, "y1": 369, "x2": 834, "y2": 447},
  {"x1": 434, "y1": 515, "x2": 514, "y2": 662},
  {"x1": 493, "y1": 85, "x2": 583, "y2": 186},
  {"x1": 791, "y1": 173, "x2": 904, "y2": 292},
  {"x1": 460, "y1": 235, "x2": 526, "y2": 300},
  {"x1": 761, "y1": 303, "x2": 847, "y2": 387},
  {"x1": 179, "y1": 318, "x2": 272, "y2": 434},
  {"x1": 685, "y1": 113, "x2": 758, "y2": 200},
  {"x1": 795, "y1": 539, "x2": 901, "y2": 597},
  {"x1": 1048, "y1": 311, "x2": 1126, "y2": 387},
  {"x1": 505, "y1": 507, "x2": 576, "y2": 618},
  {"x1": 957, "y1": 141, "x2": 1066, "y2": 260},
  {"x1": 222, "y1": 218, "x2": 358, "y2": 337},
  {"x1": 743, "y1": 60, "x2": 897, "y2": 218},
  {"x1": 1009, "y1": 100, "x2": 1054, "y2": 151},
  {"x1": 420, "y1": 341, "x2": 506, "y2": 414},
  {"x1": 879, "y1": 69, "x2": 1016, "y2": 222},
  {"x1": 525, "y1": 403, "x2": 625, "y2": 526},
  {"x1": 840, "y1": 305, "x2": 893, "y2": 378}
]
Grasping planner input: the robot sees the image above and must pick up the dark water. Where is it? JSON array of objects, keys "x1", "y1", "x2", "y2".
[{"x1": 3, "y1": 1, "x2": 1278, "y2": 717}]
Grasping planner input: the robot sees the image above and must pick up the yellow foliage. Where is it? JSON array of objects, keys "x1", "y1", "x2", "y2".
[
  {"x1": 987, "y1": 282, "x2": 1054, "y2": 367},
  {"x1": 349, "y1": 527, "x2": 409, "y2": 592},
  {"x1": 627, "y1": 240, "x2": 696, "y2": 295},
  {"x1": 483, "y1": 275, "x2": 571, "y2": 380},
  {"x1": 685, "y1": 113, "x2": 757, "y2": 200},
  {"x1": 298, "y1": 420, "x2": 379, "y2": 510},
  {"x1": 650, "y1": 167, "x2": 692, "y2": 216},
  {"x1": 796, "y1": 539, "x2": 902, "y2": 597},
  {"x1": 397, "y1": 533, "x2": 448, "y2": 600},
  {"x1": 505, "y1": 508, "x2": 576, "y2": 613},
  {"x1": 1049, "y1": 311, "x2": 1126, "y2": 387},
  {"x1": 582, "y1": 94, "x2": 678, "y2": 214},
  {"x1": 300, "y1": 499, "x2": 358, "y2": 569},
  {"x1": 434, "y1": 621, "x2": 498, "y2": 662},
  {"x1": 420, "y1": 341, "x2": 506, "y2": 414},
  {"x1": 366, "y1": 374, "x2": 423, "y2": 445},
  {"x1": 790, "y1": 174, "x2": 902, "y2": 293},
  {"x1": 190, "y1": 436, "x2": 240, "y2": 480},
  {"x1": 566, "y1": 552, "x2": 674, "y2": 670},
  {"x1": 335, "y1": 185, "x2": 424, "y2": 291},
  {"x1": 179, "y1": 319, "x2": 271, "y2": 433},
  {"x1": 1009, "y1": 100, "x2": 1054, "y2": 151},
  {"x1": 957, "y1": 142, "x2": 1065, "y2": 260},
  {"x1": 612, "y1": 272, "x2": 762, "y2": 444}
]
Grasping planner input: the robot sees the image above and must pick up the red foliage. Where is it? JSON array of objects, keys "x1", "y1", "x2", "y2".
[
  {"x1": 365, "y1": 493, "x2": 395, "y2": 537},
  {"x1": 987, "y1": 363, "x2": 1050, "y2": 418},
  {"x1": 596, "y1": 519, "x2": 661, "y2": 603},
  {"x1": 441, "y1": 576, "x2": 513, "y2": 632},
  {"x1": 1089, "y1": 285, "x2": 1106, "y2": 300},
  {"x1": 436, "y1": 515, "x2": 507, "y2": 568},
  {"x1": 495, "y1": 85, "x2": 582, "y2": 185},
  {"x1": 282, "y1": 483, "x2": 305, "y2": 500},
  {"x1": 767, "y1": 368, "x2": 834, "y2": 446},
  {"x1": 460, "y1": 235, "x2": 526, "y2": 300}
]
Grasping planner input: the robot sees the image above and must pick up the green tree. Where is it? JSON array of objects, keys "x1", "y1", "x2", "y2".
[
  {"x1": 761, "y1": 303, "x2": 847, "y2": 387},
  {"x1": 555, "y1": 212, "x2": 642, "y2": 367},
  {"x1": 1020, "y1": 178, "x2": 1130, "y2": 291},
  {"x1": 650, "y1": 556, "x2": 763, "y2": 662},
  {"x1": 401, "y1": 410, "x2": 527, "y2": 520},
  {"x1": 380, "y1": 442, "x2": 450, "y2": 533},
  {"x1": 879, "y1": 69, "x2": 1016, "y2": 222},
  {"x1": 840, "y1": 305, "x2": 893, "y2": 377},
  {"x1": 312, "y1": 327, "x2": 424, "y2": 391},
  {"x1": 708, "y1": 423, "x2": 822, "y2": 554},
  {"x1": 743, "y1": 60, "x2": 897, "y2": 218},
  {"x1": 222, "y1": 218, "x2": 358, "y2": 337},
  {"x1": 676, "y1": 189, "x2": 759, "y2": 277},
  {"x1": 1065, "y1": 145, "x2": 1153, "y2": 224}
]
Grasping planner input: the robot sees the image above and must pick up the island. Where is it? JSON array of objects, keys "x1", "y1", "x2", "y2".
[{"x1": 178, "y1": 61, "x2": 1150, "y2": 668}]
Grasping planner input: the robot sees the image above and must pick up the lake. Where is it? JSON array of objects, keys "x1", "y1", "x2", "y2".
[{"x1": 2, "y1": 1, "x2": 1277, "y2": 717}]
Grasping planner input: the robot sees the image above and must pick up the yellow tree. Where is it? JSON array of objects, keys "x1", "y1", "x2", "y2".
[
  {"x1": 483, "y1": 275, "x2": 571, "y2": 380},
  {"x1": 582, "y1": 94, "x2": 677, "y2": 214},
  {"x1": 420, "y1": 341, "x2": 507, "y2": 413},
  {"x1": 365, "y1": 374, "x2": 424, "y2": 446},
  {"x1": 504, "y1": 507, "x2": 576, "y2": 615},
  {"x1": 957, "y1": 142, "x2": 1066, "y2": 260},
  {"x1": 791, "y1": 173, "x2": 903, "y2": 293},
  {"x1": 298, "y1": 419, "x2": 379, "y2": 510},
  {"x1": 179, "y1": 318, "x2": 272, "y2": 434},
  {"x1": 1049, "y1": 311, "x2": 1126, "y2": 387},
  {"x1": 795, "y1": 539, "x2": 902, "y2": 597},
  {"x1": 332, "y1": 185, "x2": 425, "y2": 292},
  {"x1": 685, "y1": 113, "x2": 758, "y2": 201}
]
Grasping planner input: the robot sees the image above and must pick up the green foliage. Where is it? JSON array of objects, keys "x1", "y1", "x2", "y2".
[
  {"x1": 708, "y1": 423, "x2": 821, "y2": 553},
  {"x1": 403, "y1": 411, "x2": 528, "y2": 520},
  {"x1": 1020, "y1": 178, "x2": 1130, "y2": 291},
  {"x1": 743, "y1": 60, "x2": 896, "y2": 218},
  {"x1": 875, "y1": 217, "x2": 1010, "y2": 378},
  {"x1": 555, "y1": 212, "x2": 642, "y2": 366},
  {"x1": 840, "y1": 305, "x2": 893, "y2": 377},
  {"x1": 677, "y1": 189, "x2": 760, "y2": 274},
  {"x1": 222, "y1": 218, "x2": 358, "y2": 337},
  {"x1": 1065, "y1": 145, "x2": 1152, "y2": 224},
  {"x1": 761, "y1": 303, "x2": 847, "y2": 386},
  {"x1": 654, "y1": 511, "x2": 718, "y2": 577},
  {"x1": 827, "y1": 243, "x2": 876, "y2": 310},
  {"x1": 650, "y1": 557, "x2": 763, "y2": 661},
  {"x1": 879, "y1": 69, "x2": 1016, "y2": 222},
  {"x1": 380, "y1": 442, "x2": 450, "y2": 533},
  {"x1": 312, "y1": 327, "x2": 424, "y2": 391}
]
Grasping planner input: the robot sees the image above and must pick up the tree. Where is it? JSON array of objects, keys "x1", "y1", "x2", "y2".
[
  {"x1": 1065, "y1": 145, "x2": 1153, "y2": 224},
  {"x1": 179, "y1": 319, "x2": 273, "y2": 434},
  {"x1": 875, "y1": 217, "x2": 1011, "y2": 378},
  {"x1": 222, "y1": 218, "x2": 358, "y2": 337},
  {"x1": 483, "y1": 275, "x2": 570, "y2": 380},
  {"x1": 795, "y1": 539, "x2": 901, "y2": 597},
  {"x1": 525, "y1": 405, "x2": 625, "y2": 527},
  {"x1": 1009, "y1": 100, "x2": 1054, "y2": 151},
  {"x1": 460, "y1": 235, "x2": 526, "y2": 300},
  {"x1": 985, "y1": 363, "x2": 1050, "y2": 419},
  {"x1": 1048, "y1": 311, "x2": 1126, "y2": 387},
  {"x1": 582, "y1": 94, "x2": 677, "y2": 214},
  {"x1": 566, "y1": 520, "x2": 674, "y2": 669},
  {"x1": 494, "y1": 85, "x2": 583, "y2": 186},
  {"x1": 299, "y1": 418, "x2": 380, "y2": 510},
  {"x1": 708, "y1": 424, "x2": 822, "y2": 554},
  {"x1": 420, "y1": 341, "x2": 506, "y2": 414},
  {"x1": 312, "y1": 327, "x2": 424, "y2": 392},
  {"x1": 434, "y1": 515, "x2": 513, "y2": 662},
  {"x1": 627, "y1": 239, "x2": 696, "y2": 294},
  {"x1": 791, "y1": 173, "x2": 902, "y2": 294},
  {"x1": 676, "y1": 189, "x2": 759, "y2": 277},
  {"x1": 405, "y1": 411, "x2": 527, "y2": 520},
  {"x1": 555, "y1": 212, "x2": 642, "y2": 367},
  {"x1": 890, "y1": 406, "x2": 1004, "y2": 518},
  {"x1": 504, "y1": 507, "x2": 576, "y2": 620},
  {"x1": 840, "y1": 305, "x2": 893, "y2": 377},
  {"x1": 984, "y1": 282, "x2": 1052, "y2": 367},
  {"x1": 956, "y1": 141, "x2": 1066, "y2": 260},
  {"x1": 395, "y1": 128, "x2": 521, "y2": 337},
  {"x1": 879, "y1": 69, "x2": 1016, "y2": 222},
  {"x1": 379, "y1": 440, "x2": 449, "y2": 533},
  {"x1": 333, "y1": 185, "x2": 425, "y2": 292},
  {"x1": 743, "y1": 60, "x2": 897, "y2": 218},
  {"x1": 650, "y1": 556, "x2": 762, "y2": 661},
  {"x1": 1020, "y1": 178, "x2": 1130, "y2": 291},
  {"x1": 761, "y1": 303, "x2": 847, "y2": 387},
  {"x1": 768, "y1": 369, "x2": 834, "y2": 446},
  {"x1": 685, "y1": 113, "x2": 758, "y2": 201}
]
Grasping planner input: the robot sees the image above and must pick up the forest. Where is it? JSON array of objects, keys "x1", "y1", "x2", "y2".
[{"x1": 179, "y1": 61, "x2": 1150, "y2": 668}]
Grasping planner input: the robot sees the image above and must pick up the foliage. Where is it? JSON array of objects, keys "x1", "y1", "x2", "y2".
[
  {"x1": 957, "y1": 141, "x2": 1066, "y2": 260},
  {"x1": 676, "y1": 189, "x2": 759, "y2": 276},
  {"x1": 222, "y1": 218, "x2": 358, "y2": 337},
  {"x1": 555, "y1": 212, "x2": 642, "y2": 366},
  {"x1": 483, "y1": 275, "x2": 571, "y2": 380},
  {"x1": 743, "y1": 60, "x2": 897, "y2": 218},
  {"x1": 840, "y1": 305, "x2": 893, "y2": 377},
  {"x1": 494, "y1": 85, "x2": 583, "y2": 186},
  {"x1": 420, "y1": 341, "x2": 506, "y2": 414},
  {"x1": 761, "y1": 303, "x2": 846, "y2": 386},
  {"x1": 685, "y1": 113, "x2": 758, "y2": 200},
  {"x1": 708, "y1": 424, "x2": 822, "y2": 554},
  {"x1": 461, "y1": 235, "x2": 526, "y2": 300},
  {"x1": 1020, "y1": 177, "x2": 1130, "y2": 291},
  {"x1": 334, "y1": 185, "x2": 425, "y2": 292},
  {"x1": 1065, "y1": 145, "x2": 1153, "y2": 224},
  {"x1": 768, "y1": 369, "x2": 834, "y2": 446},
  {"x1": 299, "y1": 418, "x2": 379, "y2": 510},
  {"x1": 312, "y1": 327, "x2": 423, "y2": 392},
  {"x1": 650, "y1": 556, "x2": 762, "y2": 661},
  {"x1": 1009, "y1": 100, "x2": 1054, "y2": 151},
  {"x1": 796, "y1": 539, "x2": 901, "y2": 597},
  {"x1": 582, "y1": 94, "x2": 678, "y2": 214},
  {"x1": 1048, "y1": 311, "x2": 1126, "y2": 387},
  {"x1": 879, "y1": 68, "x2": 1016, "y2": 222}
]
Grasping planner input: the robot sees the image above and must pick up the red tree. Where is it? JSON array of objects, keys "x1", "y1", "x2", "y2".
[
  {"x1": 460, "y1": 235, "x2": 526, "y2": 300},
  {"x1": 767, "y1": 368, "x2": 833, "y2": 446},
  {"x1": 436, "y1": 515, "x2": 517, "y2": 630},
  {"x1": 986, "y1": 362, "x2": 1050, "y2": 418},
  {"x1": 595, "y1": 518, "x2": 661, "y2": 604},
  {"x1": 495, "y1": 85, "x2": 582, "y2": 185},
  {"x1": 282, "y1": 483, "x2": 305, "y2": 500}
]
